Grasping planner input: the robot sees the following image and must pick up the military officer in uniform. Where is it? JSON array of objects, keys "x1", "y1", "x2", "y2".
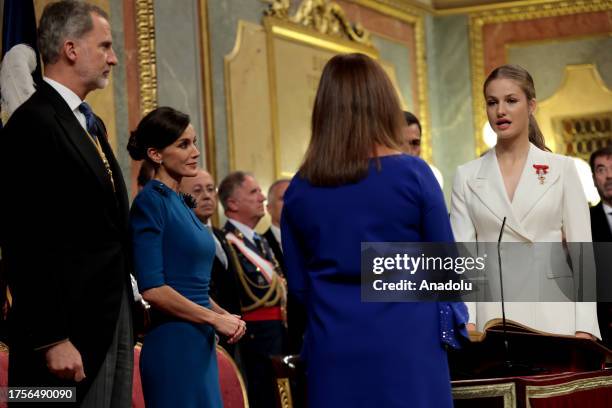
[{"x1": 218, "y1": 171, "x2": 287, "y2": 408}]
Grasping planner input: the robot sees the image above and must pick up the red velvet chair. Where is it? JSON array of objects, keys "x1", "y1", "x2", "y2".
[
  {"x1": 131, "y1": 344, "x2": 248, "y2": 407},
  {"x1": 216, "y1": 345, "x2": 249, "y2": 408},
  {"x1": 0, "y1": 342, "x2": 8, "y2": 408}
]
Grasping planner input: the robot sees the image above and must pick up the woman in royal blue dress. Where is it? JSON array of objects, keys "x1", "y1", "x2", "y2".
[
  {"x1": 128, "y1": 107, "x2": 246, "y2": 407},
  {"x1": 281, "y1": 54, "x2": 468, "y2": 407}
]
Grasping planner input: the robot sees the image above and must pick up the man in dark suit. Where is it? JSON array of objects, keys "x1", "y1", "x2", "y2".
[
  {"x1": 264, "y1": 178, "x2": 306, "y2": 354},
  {"x1": 0, "y1": 2, "x2": 133, "y2": 406},
  {"x1": 589, "y1": 145, "x2": 612, "y2": 348},
  {"x1": 218, "y1": 171, "x2": 287, "y2": 408}
]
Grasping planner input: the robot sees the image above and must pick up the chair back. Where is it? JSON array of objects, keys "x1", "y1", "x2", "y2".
[{"x1": 216, "y1": 345, "x2": 249, "y2": 408}]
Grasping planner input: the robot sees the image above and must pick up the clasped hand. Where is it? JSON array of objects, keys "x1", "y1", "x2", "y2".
[{"x1": 214, "y1": 313, "x2": 247, "y2": 344}]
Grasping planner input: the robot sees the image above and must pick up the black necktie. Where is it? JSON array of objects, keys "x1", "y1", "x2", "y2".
[{"x1": 78, "y1": 102, "x2": 98, "y2": 139}]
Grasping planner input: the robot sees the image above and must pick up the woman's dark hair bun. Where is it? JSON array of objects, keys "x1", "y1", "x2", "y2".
[
  {"x1": 126, "y1": 107, "x2": 191, "y2": 162},
  {"x1": 127, "y1": 130, "x2": 146, "y2": 161}
]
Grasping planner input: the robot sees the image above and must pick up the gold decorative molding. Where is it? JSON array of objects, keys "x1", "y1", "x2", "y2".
[
  {"x1": 438, "y1": 0, "x2": 589, "y2": 15},
  {"x1": 264, "y1": 0, "x2": 372, "y2": 46},
  {"x1": 526, "y1": 374, "x2": 612, "y2": 407},
  {"x1": 198, "y1": 0, "x2": 217, "y2": 182},
  {"x1": 135, "y1": 0, "x2": 157, "y2": 116},
  {"x1": 453, "y1": 382, "x2": 516, "y2": 408},
  {"x1": 276, "y1": 377, "x2": 294, "y2": 408},
  {"x1": 468, "y1": 0, "x2": 612, "y2": 156},
  {"x1": 264, "y1": 0, "x2": 291, "y2": 19}
]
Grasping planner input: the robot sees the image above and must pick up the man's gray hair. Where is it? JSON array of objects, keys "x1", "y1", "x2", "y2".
[
  {"x1": 38, "y1": 1, "x2": 109, "y2": 65},
  {"x1": 218, "y1": 171, "x2": 253, "y2": 211}
]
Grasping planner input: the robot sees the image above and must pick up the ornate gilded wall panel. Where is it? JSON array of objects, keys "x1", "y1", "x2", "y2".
[
  {"x1": 224, "y1": 21, "x2": 275, "y2": 188},
  {"x1": 226, "y1": 0, "x2": 411, "y2": 187},
  {"x1": 264, "y1": 13, "x2": 380, "y2": 178}
]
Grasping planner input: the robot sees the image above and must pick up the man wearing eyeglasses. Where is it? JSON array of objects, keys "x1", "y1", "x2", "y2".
[
  {"x1": 402, "y1": 111, "x2": 422, "y2": 157},
  {"x1": 589, "y1": 145, "x2": 612, "y2": 348}
]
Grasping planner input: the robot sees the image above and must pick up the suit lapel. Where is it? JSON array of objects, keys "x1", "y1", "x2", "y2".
[
  {"x1": 41, "y1": 83, "x2": 116, "y2": 198},
  {"x1": 512, "y1": 144, "x2": 560, "y2": 224},
  {"x1": 466, "y1": 148, "x2": 532, "y2": 241},
  {"x1": 592, "y1": 203, "x2": 612, "y2": 242}
]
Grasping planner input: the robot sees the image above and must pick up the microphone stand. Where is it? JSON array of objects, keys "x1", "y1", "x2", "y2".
[
  {"x1": 490, "y1": 217, "x2": 545, "y2": 377},
  {"x1": 498, "y1": 217, "x2": 509, "y2": 363}
]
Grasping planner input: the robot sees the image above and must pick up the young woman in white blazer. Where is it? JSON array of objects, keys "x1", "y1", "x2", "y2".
[{"x1": 450, "y1": 64, "x2": 600, "y2": 339}]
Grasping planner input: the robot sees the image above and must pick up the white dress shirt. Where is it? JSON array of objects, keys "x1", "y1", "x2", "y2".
[
  {"x1": 228, "y1": 219, "x2": 257, "y2": 245},
  {"x1": 43, "y1": 77, "x2": 88, "y2": 132}
]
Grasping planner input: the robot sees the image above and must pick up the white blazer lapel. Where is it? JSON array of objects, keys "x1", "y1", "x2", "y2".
[
  {"x1": 466, "y1": 149, "x2": 532, "y2": 241},
  {"x1": 511, "y1": 144, "x2": 561, "y2": 224}
]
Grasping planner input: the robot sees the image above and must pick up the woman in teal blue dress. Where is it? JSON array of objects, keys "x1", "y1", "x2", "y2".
[
  {"x1": 281, "y1": 54, "x2": 468, "y2": 407},
  {"x1": 128, "y1": 107, "x2": 246, "y2": 407}
]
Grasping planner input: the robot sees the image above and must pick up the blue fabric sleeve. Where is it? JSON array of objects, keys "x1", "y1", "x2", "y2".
[
  {"x1": 280, "y1": 182, "x2": 309, "y2": 305},
  {"x1": 130, "y1": 190, "x2": 167, "y2": 291},
  {"x1": 412, "y1": 160, "x2": 469, "y2": 347}
]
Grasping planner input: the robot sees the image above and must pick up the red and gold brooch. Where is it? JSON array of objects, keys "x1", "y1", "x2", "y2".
[{"x1": 533, "y1": 164, "x2": 549, "y2": 184}]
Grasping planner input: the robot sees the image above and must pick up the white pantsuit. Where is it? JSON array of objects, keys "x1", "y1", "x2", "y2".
[{"x1": 450, "y1": 143, "x2": 600, "y2": 338}]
